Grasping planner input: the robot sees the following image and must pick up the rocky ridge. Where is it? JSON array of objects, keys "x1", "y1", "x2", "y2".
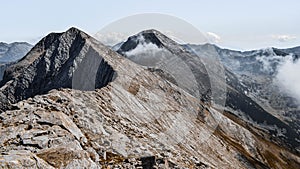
[
  {"x1": 114, "y1": 30, "x2": 300, "y2": 153},
  {"x1": 0, "y1": 28, "x2": 299, "y2": 168}
]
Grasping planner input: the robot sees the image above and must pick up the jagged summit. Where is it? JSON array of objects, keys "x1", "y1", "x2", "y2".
[
  {"x1": 116, "y1": 29, "x2": 212, "y2": 102},
  {"x1": 117, "y1": 29, "x2": 191, "y2": 55},
  {"x1": 0, "y1": 27, "x2": 115, "y2": 111}
]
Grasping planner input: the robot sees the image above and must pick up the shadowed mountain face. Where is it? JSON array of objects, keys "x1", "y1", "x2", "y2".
[
  {"x1": 0, "y1": 28, "x2": 115, "y2": 111},
  {"x1": 0, "y1": 28, "x2": 299, "y2": 168},
  {"x1": 114, "y1": 30, "x2": 300, "y2": 153},
  {"x1": 0, "y1": 62, "x2": 15, "y2": 81},
  {"x1": 281, "y1": 46, "x2": 300, "y2": 58}
]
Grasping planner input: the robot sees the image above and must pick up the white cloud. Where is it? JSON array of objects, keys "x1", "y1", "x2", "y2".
[
  {"x1": 206, "y1": 32, "x2": 221, "y2": 43},
  {"x1": 94, "y1": 32, "x2": 128, "y2": 46},
  {"x1": 276, "y1": 55, "x2": 300, "y2": 102},
  {"x1": 124, "y1": 42, "x2": 164, "y2": 56},
  {"x1": 271, "y1": 34, "x2": 296, "y2": 42}
]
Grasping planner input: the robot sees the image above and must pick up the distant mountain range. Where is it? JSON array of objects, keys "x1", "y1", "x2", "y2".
[
  {"x1": 0, "y1": 42, "x2": 32, "y2": 63},
  {"x1": 187, "y1": 44, "x2": 300, "y2": 137},
  {"x1": 0, "y1": 42, "x2": 32, "y2": 81}
]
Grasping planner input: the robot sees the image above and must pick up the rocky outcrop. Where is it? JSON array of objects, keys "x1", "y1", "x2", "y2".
[
  {"x1": 0, "y1": 28, "x2": 115, "y2": 111},
  {"x1": 1, "y1": 87, "x2": 299, "y2": 168}
]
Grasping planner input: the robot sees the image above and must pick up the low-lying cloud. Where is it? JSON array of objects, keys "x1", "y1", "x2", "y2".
[
  {"x1": 124, "y1": 42, "x2": 164, "y2": 57},
  {"x1": 276, "y1": 55, "x2": 300, "y2": 102}
]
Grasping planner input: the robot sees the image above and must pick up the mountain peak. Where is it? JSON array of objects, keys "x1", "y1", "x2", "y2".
[
  {"x1": 138, "y1": 29, "x2": 161, "y2": 34},
  {"x1": 116, "y1": 29, "x2": 193, "y2": 57},
  {"x1": 65, "y1": 27, "x2": 89, "y2": 37},
  {"x1": 0, "y1": 27, "x2": 115, "y2": 111},
  {"x1": 117, "y1": 29, "x2": 164, "y2": 53},
  {"x1": 66, "y1": 26, "x2": 81, "y2": 32}
]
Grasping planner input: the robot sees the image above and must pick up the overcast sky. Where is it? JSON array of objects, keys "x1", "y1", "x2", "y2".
[{"x1": 1, "y1": 0, "x2": 299, "y2": 50}]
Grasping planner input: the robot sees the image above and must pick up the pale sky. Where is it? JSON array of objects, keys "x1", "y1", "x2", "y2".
[{"x1": 1, "y1": 0, "x2": 300, "y2": 50}]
